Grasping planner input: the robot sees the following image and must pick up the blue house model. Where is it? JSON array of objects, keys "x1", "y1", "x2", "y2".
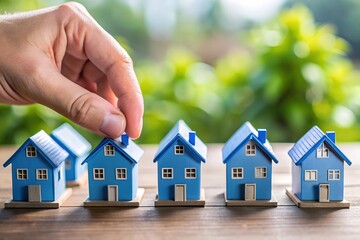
[
  {"x1": 288, "y1": 126, "x2": 352, "y2": 202},
  {"x1": 82, "y1": 133, "x2": 143, "y2": 202},
  {"x1": 222, "y1": 122, "x2": 279, "y2": 201},
  {"x1": 51, "y1": 123, "x2": 91, "y2": 184},
  {"x1": 3, "y1": 130, "x2": 68, "y2": 203},
  {"x1": 154, "y1": 120, "x2": 207, "y2": 202}
]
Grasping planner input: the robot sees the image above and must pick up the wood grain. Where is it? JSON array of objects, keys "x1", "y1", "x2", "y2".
[{"x1": 0, "y1": 143, "x2": 359, "y2": 239}]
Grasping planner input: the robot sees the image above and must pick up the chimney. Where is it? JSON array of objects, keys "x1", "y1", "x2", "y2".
[
  {"x1": 189, "y1": 131, "x2": 196, "y2": 146},
  {"x1": 258, "y1": 129, "x2": 267, "y2": 144},
  {"x1": 121, "y1": 133, "x2": 129, "y2": 147},
  {"x1": 326, "y1": 131, "x2": 336, "y2": 143}
]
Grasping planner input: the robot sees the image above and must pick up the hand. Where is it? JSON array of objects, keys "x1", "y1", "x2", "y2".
[{"x1": 0, "y1": 2, "x2": 143, "y2": 139}]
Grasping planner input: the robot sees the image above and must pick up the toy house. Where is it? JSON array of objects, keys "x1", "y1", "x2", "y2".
[
  {"x1": 51, "y1": 123, "x2": 91, "y2": 187},
  {"x1": 222, "y1": 122, "x2": 279, "y2": 206},
  {"x1": 153, "y1": 120, "x2": 207, "y2": 207},
  {"x1": 3, "y1": 130, "x2": 72, "y2": 208},
  {"x1": 82, "y1": 133, "x2": 144, "y2": 207},
  {"x1": 287, "y1": 126, "x2": 352, "y2": 208}
]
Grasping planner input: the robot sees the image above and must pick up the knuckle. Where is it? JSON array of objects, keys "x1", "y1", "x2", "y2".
[
  {"x1": 69, "y1": 93, "x2": 97, "y2": 126},
  {"x1": 57, "y1": 2, "x2": 88, "y2": 18}
]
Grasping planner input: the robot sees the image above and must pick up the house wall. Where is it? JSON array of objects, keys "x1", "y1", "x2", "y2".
[
  {"x1": 11, "y1": 145, "x2": 56, "y2": 201},
  {"x1": 157, "y1": 138, "x2": 202, "y2": 201},
  {"x1": 86, "y1": 146, "x2": 136, "y2": 201},
  {"x1": 292, "y1": 163, "x2": 301, "y2": 198},
  {"x1": 225, "y1": 140, "x2": 272, "y2": 200},
  {"x1": 53, "y1": 162, "x2": 66, "y2": 200},
  {"x1": 74, "y1": 154, "x2": 88, "y2": 181},
  {"x1": 299, "y1": 140, "x2": 345, "y2": 201}
]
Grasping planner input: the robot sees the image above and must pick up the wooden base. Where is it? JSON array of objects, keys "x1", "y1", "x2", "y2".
[
  {"x1": 4, "y1": 188, "x2": 73, "y2": 209},
  {"x1": 286, "y1": 188, "x2": 350, "y2": 208},
  {"x1": 66, "y1": 173, "x2": 88, "y2": 187},
  {"x1": 83, "y1": 188, "x2": 145, "y2": 207},
  {"x1": 225, "y1": 192, "x2": 278, "y2": 207},
  {"x1": 155, "y1": 188, "x2": 205, "y2": 207}
]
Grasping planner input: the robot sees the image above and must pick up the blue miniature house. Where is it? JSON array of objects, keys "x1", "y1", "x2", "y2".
[
  {"x1": 3, "y1": 130, "x2": 68, "y2": 202},
  {"x1": 82, "y1": 133, "x2": 143, "y2": 201},
  {"x1": 51, "y1": 123, "x2": 91, "y2": 183},
  {"x1": 154, "y1": 120, "x2": 207, "y2": 201},
  {"x1": 288, "y1": 126, "x2": 352, "y2": 202},
  {"x1": 222, "y1": 122, "x2": 279, "y2": 201}
]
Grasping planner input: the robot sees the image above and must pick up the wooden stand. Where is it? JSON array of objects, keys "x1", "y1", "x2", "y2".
[
  {"x1": 4, "y1": 188, "x2": 73, "y2": 209},
  {"x1": 286, "y1": 188, "x2": 350, "y2": 208},
  {"x1": 66, "y1": 173, "x2": 88, "y2": 187},
  {"x1": 155, "y1": 188, "x2": 205, "y2": 207},
  {"x1": 224, "y1": 192, "x2": 278, "y2": 207},
  {"x1": 83, "y1": 188, "x2": 145, "y2": 207}
]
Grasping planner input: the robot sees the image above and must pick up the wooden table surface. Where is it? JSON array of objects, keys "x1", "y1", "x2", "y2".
[{"x1": 0, "y1": 143, "x2": 359, "y2": 239}]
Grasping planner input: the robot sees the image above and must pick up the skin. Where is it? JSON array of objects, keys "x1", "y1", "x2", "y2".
[{"x1": 0, "y1": 2, "x2": 144, "y2": 139}]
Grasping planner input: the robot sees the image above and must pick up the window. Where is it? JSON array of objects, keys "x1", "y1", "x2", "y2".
[
  {"x1": 304, "y1": 170, "x2": 317, "y2": 181},
  {"x1": 255, "y1": 167, "x2": 267, "y2": 178},
  {"x1": 246, "y1": 142, "x2": 256, "y2": 156},
  {"x1": 162, "y1": 168, "x2": 173, "y2": 179},
  {"x1": 65, "y1": 160, "x2": 71, "y2": 170},
  {"x1": 116, "y1": 168, "x2": 127, "y2": 180},
  {"x1": 94, "y1": 168, "x2": 105, "y2": 180},
  {"x1": 36, "y1": 169, "x2": 48, "y2": 180},
  {"x1": 17, "y1": 169, "x2": 28, "y2": 180},
  {"x1": 185, "y1": 168, "x2": 196, "y2": 179},
  {"x1": 26, "y1": 146, "x2": 37, "y2": 157},
  {"x1": 58, "y1": 169, "x2": 62, "y2": 181},
  {"x1": 104, "y1": 145, "x2": 115, "y2": 156},
  {"x1": 328, "y1": 169, "x2": 340, "y2": 180},
  {"x1": 232, "y1": 168, "x2": 243, "y2": 179},
  {"x1": 174, "y1": 145, "x2": 185, "y2": 155},
  {"x1": 317, "y1": 143, "x2": 329, "y2": 158}
]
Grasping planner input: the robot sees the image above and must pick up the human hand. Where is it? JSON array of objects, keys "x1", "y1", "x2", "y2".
[{"x1": 0, "y1": 2, "x2": 143, "y2": 139}]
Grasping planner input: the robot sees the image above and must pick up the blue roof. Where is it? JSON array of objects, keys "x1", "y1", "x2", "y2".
[
  {"x1": 3, "y1": 130, "x2": 69, "y2": 168},
  {"x1": 82, "y1": 136, "x2": 143, "y2": 165},
  {"x1": 222, "y1": 121, "x2": 279, "y2": 164},
  {"x1": 51, "y1": 123, "x2": 91, "y2": 157},
  {"x1": 288, "y1": 126, "x2": 352, "y2": 166},
  {"x1": 153, "y1": 120, "x2": 207, "y2": 163}
]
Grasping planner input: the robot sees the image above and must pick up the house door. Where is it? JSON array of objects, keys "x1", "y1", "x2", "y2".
[
  {"x1": 245, "y1": 184, "x2": 256, "y2": 201},
  {"x1": 319, "y1": 184, "x2": 330, "y2": 202},
  {"x1": 175, "y1": 184, "x2": 186, "y2": 202},
  {"x1": 28, "y1": 185, "x2": 41, "y2": 202},
  {"x1": 107, "y1": 185, "x2": 118, "y2": 202}
]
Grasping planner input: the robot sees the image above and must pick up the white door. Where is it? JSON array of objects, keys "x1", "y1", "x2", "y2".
[
  {"x1": 107, "y1": 185, "x2": 118, "y2": 202},
  {"x1": 245, "y1": 184, "x2": 256, "y2": 201},
  {"x1": 319, "y1": 184, "x2": 330, "y2": 202},
  {"x1": 28, "y1": 185, "x2": 41, "y2": 202},
  {"x1": 175, "y1": 184, "x2": 186, "y2": 202}
]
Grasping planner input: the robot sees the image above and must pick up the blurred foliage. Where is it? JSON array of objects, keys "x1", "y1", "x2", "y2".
[{"x1": 0, "y1": 1, "x2": 360, "y2": 145}]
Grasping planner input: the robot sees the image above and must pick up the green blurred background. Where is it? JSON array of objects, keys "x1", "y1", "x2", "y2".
[{"x1": 1, "y1": 0, "x2": 360, "y2": 145}]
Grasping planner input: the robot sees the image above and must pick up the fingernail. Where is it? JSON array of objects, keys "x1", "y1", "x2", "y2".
[{"x1": 100, "y1": 113, "x2": 126, "y2": 138}]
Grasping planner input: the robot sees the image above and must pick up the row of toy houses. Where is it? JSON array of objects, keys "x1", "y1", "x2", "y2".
[{"x1": 2, "y1": 120, "x2": 352, "y2": 209}]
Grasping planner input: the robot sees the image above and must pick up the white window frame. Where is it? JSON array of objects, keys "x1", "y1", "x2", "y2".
[
  {"x1": 17, "y1": 169, "x2": 28, "y2": 180},
  {"x1": 116, "y1": 168, "x2": 127, "y2": 180},
  {"x1": 104, "y1": 145, "x2": 115, "y2": 156},
  {"x1": 317, "y1": 143, "x2": 329, "y2": 158},
  {"x1": 255, "y1": 167, "x2": 267, "y2": 178},
  {"x1": 93, "y1": 168, "x2": 105, "y2": 180},
  {"x1": 174, "y1": 145, "x2": 185, "y2": 155},
  {"x1": 65, "y1": 159, "x2": 71, "y2": 170},
  {"x1": 185, "y1": 168, "x2": 196, "y2": 179},
  {"x1": 245, "y1": 142, "x2": 256, "y2": 156},
  {"x1": 304, "y1": 170, "x2": 318, "y2": 181},
  {"x1": 26, "y1": 146, "x2": 37, "y2": 157},
  {"x1": 328, "y1": 169, "x2": 340, "y2": 181},
  {"x1": 36, "y1": 169, "x2": 48, "y2": 180},
  {"x1": 162, "y1": 168, "x2": 173, "y2": 179},
  {"x1": 231, "y1": 167, "x2": 244, "y2": 179}
]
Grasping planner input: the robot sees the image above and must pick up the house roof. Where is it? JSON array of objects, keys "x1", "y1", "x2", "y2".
[
  {"x1": 153, "y1": 120, "x2": 207, "y2": 163},
  {"x1": 222, "y1": 121, "x2": 279, "y2": 164},
  {"x1": 3, "y1": 130, "x2": 69, "y2": 168},
  {"x1": 51, "y1": 123, "x2": 91, "y2": 157},
  {"x1": 288, "y1": 126, "x2": 352, "y2": 166},
  {"x1": 82, "y1": 136, "x2": 143, "y2": 165}
]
